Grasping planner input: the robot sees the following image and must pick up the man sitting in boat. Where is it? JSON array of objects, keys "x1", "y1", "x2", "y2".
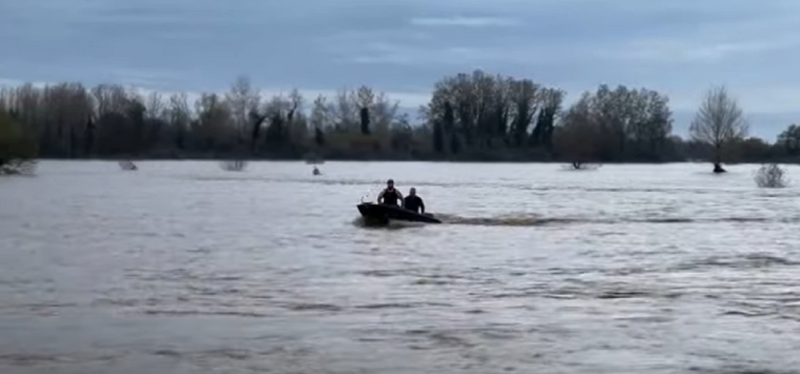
[
  {"x1": 403, "y1": 187, "x2": 425, "y2": 214},
  {"x1": 377, "y1": 179, "x2": 403, "y2": 206}
]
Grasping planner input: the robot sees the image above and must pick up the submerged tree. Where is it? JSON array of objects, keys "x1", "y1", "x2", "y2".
[
  {"x1": 0, "y1": 111, "x2": 38, "y2": 174},
  {"x1": 689, "y1": 86, "x2": 748, "y2": 173},
  {"x1": 554, "y1": 93, "x2": 598, "y2": 169},
  {"x1": 220, "y1": 159, "x2": 247, "y2": 171}
]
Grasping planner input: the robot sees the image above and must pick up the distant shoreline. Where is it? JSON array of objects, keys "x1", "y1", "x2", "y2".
[{"x1": 34, "y1": 156, "x2": 783, "y2": 166}]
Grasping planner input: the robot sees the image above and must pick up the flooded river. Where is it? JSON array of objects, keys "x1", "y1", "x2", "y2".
[{"x1": 1, "y1": 161, "x2": 800, "y2": 374}]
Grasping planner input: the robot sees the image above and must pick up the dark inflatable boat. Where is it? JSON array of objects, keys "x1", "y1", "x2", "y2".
[{"x1": 356, "y1": 202, "x2": 442, "y2": 224}]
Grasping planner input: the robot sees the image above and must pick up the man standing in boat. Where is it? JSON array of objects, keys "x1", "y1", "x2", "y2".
[{"x1": 377, "y1": 179, "x2": 403, "y2": 207}]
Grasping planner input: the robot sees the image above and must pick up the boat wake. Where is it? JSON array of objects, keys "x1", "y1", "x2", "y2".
[
  {"x1": 434, "y1": 213, "x2": 568, "y2": 226},
  {"x1": 354, "y1": 213, "x2": 800, "y2": 228},
  {"x1": 351, "y1": 213, "x2": 570, "y2": 228}
]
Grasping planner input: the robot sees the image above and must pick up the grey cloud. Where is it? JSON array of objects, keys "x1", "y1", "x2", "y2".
[{"x1": 1, "y1": 0, "x2": 799, "y2": 138}]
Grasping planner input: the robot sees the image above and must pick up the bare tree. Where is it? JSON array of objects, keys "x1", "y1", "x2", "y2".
[
  {"x1": 330, "y1": 89, "x2": 357, "y2": 131},
  {"x1": 225, "y1": 76, "x2": 260, "y2": 134},
  {"x1": 145, "y1": 92, "x2": 166, "y2": 120},
  {"x1": 287, "y1": 89, "x2": 303, "y2": 121},
  {"x1": 285, "y1": 89, "x2": 308, "y2": 145},
  {"x1": 310, "y1": 95, "x2": 329, "y2": 131},
  {"x1": 91, "y1": 84, "x2": 129, "y2": 116},
  {"x1": 368, "y1": 90, "x2": 399, "y2": 148},
  {"x1": 689, "y1": 86, "x2": 748, "y2": 173}
]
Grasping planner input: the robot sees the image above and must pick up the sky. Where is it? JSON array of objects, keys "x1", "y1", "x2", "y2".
[{"x1": 1, "y1": 0, "x2": 799, "y2": 139}]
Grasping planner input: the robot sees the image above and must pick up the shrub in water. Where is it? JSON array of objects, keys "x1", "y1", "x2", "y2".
[
  {"x1": 118, "y1": 160, "x2": 137, "y2": 171},
  {"x1": 0, "y1": 159, "x2": 37, "y2": 175},
  {"x1": 220, "y1": 160, "x2": 247, "y2": 171},
  {"x1": 754, "y1": 163, "x2": 789, "y2": 188}
]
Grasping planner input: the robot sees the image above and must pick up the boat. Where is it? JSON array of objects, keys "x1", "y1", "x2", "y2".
[{"x1": 356, "y1": 202, "x2": 442, "y2": 225}]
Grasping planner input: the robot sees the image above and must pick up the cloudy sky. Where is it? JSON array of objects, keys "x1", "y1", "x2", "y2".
[{"x1": 1, "y1": 0, "x2": 799, "y2": 138}]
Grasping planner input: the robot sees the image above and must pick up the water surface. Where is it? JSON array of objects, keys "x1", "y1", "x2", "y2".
[{"x1": 1, "y1": 161, "x2": 799, "y2": 374}]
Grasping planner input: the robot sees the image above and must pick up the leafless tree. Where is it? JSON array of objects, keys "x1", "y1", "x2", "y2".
[
  {"x1": 145, "y1": 92, "x2": 166, "y2": 120},
  {"x1": 689, "y1": 86, "x2": 748, "y2": 173},
  {"x1": 310, "y1": 94, "x2": 330, "y2": 131},
  {"x1": 225, "y1": 76, "x2": 260, "y2": 134},
  {"x1": 284, "y1": 89, "x2": 308, "y2": 145},
  {"x1": 329, "y1": 89, "x2": 358, "y2": 131},
  {"x1": 168, "y1": 93, "x2": 192, "y2": 125},
  {"x1": 287, "y1": 89, "x2": 303, "y2": 121},
  {"x1": 92, "y1": 84, "x2": 129, "y2": 116}
]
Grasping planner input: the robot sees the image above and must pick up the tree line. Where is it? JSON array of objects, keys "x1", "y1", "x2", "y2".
[{"x1": 1, "y1": 70, "x2": 799, "y2": 170}]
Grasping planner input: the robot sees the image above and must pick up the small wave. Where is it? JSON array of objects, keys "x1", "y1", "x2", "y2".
[
  {"x1": 197, "y1": 348, "x2": 252, "y2": 360},
  {"x1": 412, "y1": 278, "x2": 453, "y2": 285},
  {"x1": 596, "y1": 290, "x2": 666, "y2": 299},
  {"x1": 720, "y1": 310, "x2": 773, "y2": 318},
  {"x1": 355, "y1": 301, "x2": 453, "y2": 310},
  {"x1": 92, "y1": 297, "x2": 161, "y2": 307},
  {"x1": 359, "y1": 269, "x2": 472, "y2": 283},
  {"x1": 0, "y1": 354, "x2": 64, "y2": 366},
  {"x1": 15, "y1": 302, "x2": 79, "y2": 310},
  {"x1": 689, "y1": 366, "x2": 799, "y2": 374},
  {"x1": 674, "y1": 253, "x2": 799, "y2": 271},
  {"x1": 640, "y1": 217, "x2": 694, "y2": 223},
  {"x1": 127, "y1": 269, "x2": 243, "y2": 282},
  {"x1": 0, "y1": 352, "x2": 120, "y2": 366},
  {"x1": 360, "y1": 269, "x2": 408, "y2": 277},
  {"x1": 152, "y1": 349, "x2": 182, "y2": 357},
  {"x1": 403, "y1": 329, "x2": 477, "y2": 349},
  {"x1": 142, "y1": 309, "x2": 270, "y2": 317},
  {"x1": 285, "y1": 303, "x2": 343, "y2": 312},
  {"x1": 402, "y1": 325, "x2": 525, "y2": 347},
  {"x1": 465, "y1": 309, "x2": 487, "y2": 314},
  {"x1": 151, "y1": 348, "x2": 256, "y2": 361},
  {"x1": 481, "y1": 284, "x2": 680, "y2": 301}
]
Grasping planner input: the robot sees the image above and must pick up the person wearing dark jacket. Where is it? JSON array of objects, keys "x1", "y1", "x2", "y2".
[
  {"x1": 403, "y1": 187, "x2": 425, "y2": 214},
  {"x1": 377, "y1": 179, "x2": 403, "y2": 206}
]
